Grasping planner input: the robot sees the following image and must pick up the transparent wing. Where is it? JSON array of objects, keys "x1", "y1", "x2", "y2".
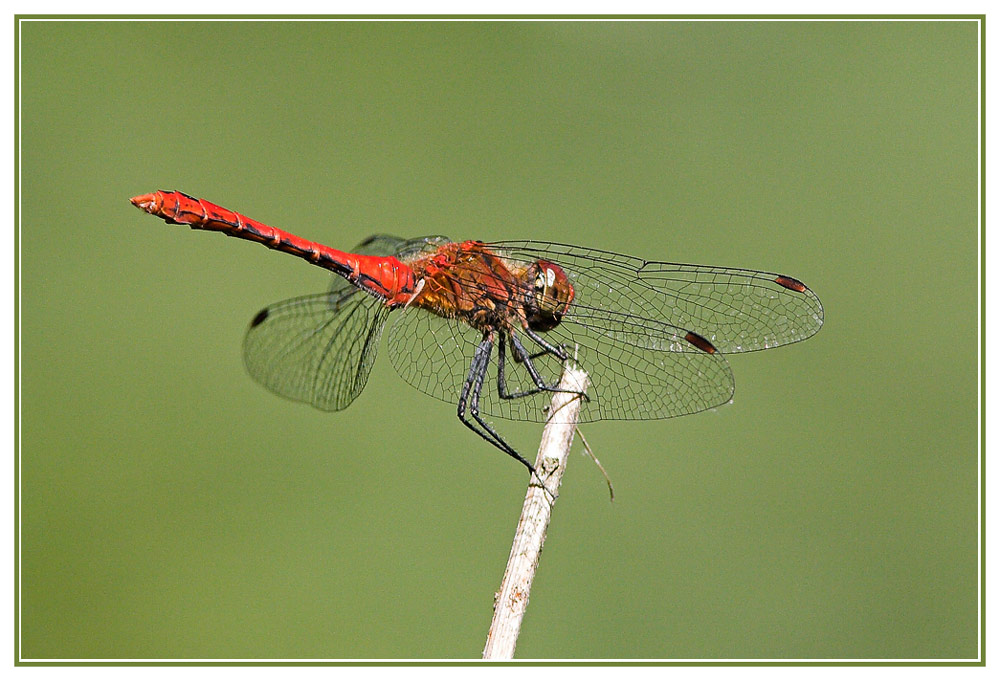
[
  {"x1": 385, "y1": 308, "x2": 479, "y2": 412},
  {"x1": 490, "y1": 240, "x2": 824, "y2": 353},
  {"x1": 244, "y1": 234, "x2": 449, "y2": 412},
  {"x1": 243, "y1": 289, "x2": 391, "y2": 411},
  {"x1": 530, "y1": 309, "x2": 735, "y2": 422},
  {"x1": 384, "y1": 302, "x2": 734, "y2": 424}
]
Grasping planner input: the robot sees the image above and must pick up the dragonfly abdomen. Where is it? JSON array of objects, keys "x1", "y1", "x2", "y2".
[{"x1": 130, "y1": 190, "x2": 418, "y2": 304}]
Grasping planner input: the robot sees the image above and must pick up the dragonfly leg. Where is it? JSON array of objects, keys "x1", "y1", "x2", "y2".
[
  {"x1": 457, "y1": 333, "x2": 538, "y2": 475},
  {"x1": 522, "y1": 327, "x2": 570, "y2": 361},
  {"x1": 496, "y1": 332, "x2": 562, "y2": 400},
  {"x1": 456, "y1": 335, "x2": 560, "y2": 498},
  {"x1": 498, "y1": 331, "x2": 590, "y2": 405}
]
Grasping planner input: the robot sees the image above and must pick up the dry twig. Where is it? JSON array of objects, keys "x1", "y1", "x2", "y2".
[{"x1": 482, "y1": 365, "x2": 590, "y2": 660}]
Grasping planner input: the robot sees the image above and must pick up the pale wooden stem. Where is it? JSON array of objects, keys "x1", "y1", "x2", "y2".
[{"x1": 482, "y1": 365, "x2": 590, "y2": 660}]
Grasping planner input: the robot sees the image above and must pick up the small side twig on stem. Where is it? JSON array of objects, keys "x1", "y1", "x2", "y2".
[{"x1": 482, "y1": 365, "x2": 590, "y2": 660}]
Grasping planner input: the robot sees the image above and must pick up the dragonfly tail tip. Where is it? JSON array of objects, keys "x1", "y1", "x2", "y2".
[{"x1": 129, "y1": 193, "x2": 157, "y2": 213}]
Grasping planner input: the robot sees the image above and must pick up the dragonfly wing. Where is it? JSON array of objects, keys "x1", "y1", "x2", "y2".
[
  {"x1": 243, "y1": 289, "x2": 391, "y2": 411},
  {"x1": 491, "y1": 241, "x2": 824, "y2": 353},
  {"x1": 537, "y1": 311, "x2": 735, "y2": 422},
  {"x1": 384, "y1": 305, "x2": 568, "y2": 423},
  {"x1": 246, "y1": 234, "x2": 448, "y2": 410},
  {"x1": 385, "y1": 306, "x2": 480, "y2": 412},
  {"x1": 384, "y1": 301, "x2": 734, "y2": 423},
  {"x1": 349, "y1": 234, "x2": 451, "y2": 260}
]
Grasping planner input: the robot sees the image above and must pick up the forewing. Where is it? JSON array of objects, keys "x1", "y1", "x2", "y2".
[
  {"x1": 491, "y1": 241, "x2": 824, "y2": 353},
  {"x1": 243, "y1": 289, "x2": 390, "y2": 411}
]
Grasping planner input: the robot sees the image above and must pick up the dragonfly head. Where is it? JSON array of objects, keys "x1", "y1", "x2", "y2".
[{"x1": 523, "y1": 260, "x2": 574, "y2": 332}]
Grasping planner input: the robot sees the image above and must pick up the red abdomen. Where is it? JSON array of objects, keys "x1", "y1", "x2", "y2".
[{"x1": 130, "y1": 190, "x2": 417, "y2": 303}]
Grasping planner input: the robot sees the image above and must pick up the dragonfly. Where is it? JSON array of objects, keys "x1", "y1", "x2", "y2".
[{"x1": 130, "y1": 190, "x2": 823, "y2": 478}]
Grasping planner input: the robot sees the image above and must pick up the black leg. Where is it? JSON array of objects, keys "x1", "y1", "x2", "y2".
[
  {"x1": 522, "y1": 326, "x2": 570, "y2": 361},
  {"x1": 496, "y1": 332, "x2": 562, "y2": 399},
  {"x1": 497, "y1": 332, "x2": 555, "y2": 400},
  {"x1": 496, "y1": 330, "x2": 590, "y2": 405},
  {"x1": 520, "y1": 329, "x2": 590, "y2": 404},
  {"x1": 457, "y1": 332, "x2": 538, "y2": 475}
]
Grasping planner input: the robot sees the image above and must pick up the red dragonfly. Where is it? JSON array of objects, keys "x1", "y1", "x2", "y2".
[{"x1": 130, "y1": 190, "x2": 823, "y2": 477}]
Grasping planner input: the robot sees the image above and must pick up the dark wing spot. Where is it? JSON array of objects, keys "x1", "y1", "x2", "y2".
[
  {"x1": 775, "y1": 275, "x2": 808, "y2": 293},
  {"x1": 250, "y1": 308, "x2": 269, "y2": 327},
  {"x1": 685, "y1": 330, "x2": 717, "y2": 354}
]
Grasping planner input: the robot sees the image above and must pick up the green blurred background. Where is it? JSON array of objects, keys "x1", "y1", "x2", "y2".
[{"x1": 18, "y1": 19, "x2": 979, "y2": 660}]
